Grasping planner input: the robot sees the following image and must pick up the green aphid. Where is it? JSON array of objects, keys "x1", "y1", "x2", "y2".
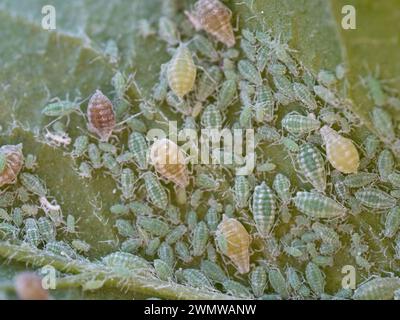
[
  {"x1": 273, "y1": 74, "x2": 295, "y2": 101},
  {"x1": 257, "y1": 125, "x2": 280, "y2": 143},
  {"x1": 205, "y1": 206, "x2": 221, "y2": 232},
  {"x1": 217, "y1": 79, "x2": 237, "y2": 111},
  {"x1": 102, "y1": 252, "x2": 152, "y2": 273},
  {"x1": 157, "y1": 242, "x2": 175, "y2": 267},
  {"x1": 256, "y1": 45, "x2": 270, "y2": 72},
  {"x1": 281, "y1": 136, "x2": 300, "y2": 153},
  {"x1": 12, "y1": 208, "x2": 23, "y2": 227},
  {"x1": 71, "y1": 135, "x2": 89, "y2": 158},
  {"x1": 37, "y1": 217, "x2": 56, "y2": 242},
  {"x1": 166, "y1": 91, "x2": 192, "y2": 115},
  {"x1": 0, "y1": 222, "x2": 19, "y2": 239},
  {"x1": 192, "y1": 221, "x2": 209, "y2": 257},
  {"x1": 293, "y1": 82, "x2": 318, "y2": 109},
  {"x1": 175, "y1": 241, "x2": 192, "y2": 263},
  {"x1": 128, "y1": 201, "x2": 154, "y2": 216},
  {"x1": 45, "y1": 241, "x2": 77, "y2": 259},
  {"x1": 191, "y1": 34, "x2": 219, "y2": 61},
  {"x1": 363, "y1": 134, "x2": 380, "y2": 159},
  {"x1": 24, "y1": 154, "x2": 37, "y2": 171},
  {"x1": 353, "y1": 277, "x2": 400, "y2": 300},
  {"x1": 363, "y1": 75, "x2": 386, "y2": 107},
  {"x1": 238, "y1": 59, "x2": 262, "y2": 85},
  {"x1": 371, "y1": 107, "x2": 395, "y2": 142},
  {"x1": 252, "y1": 182, "x2": 276, "y2": 237},
  {"x1": 145, "y1": 238, "x2": 161, "y2": 256},
  {"x1": 166, "y1": 205, "x2": 181, "y2": 225},
  {"x1": 268, "y1": 62, "x2": 287, "y2": 76},
  {"x1": 317, "y1": 70, "x2": 337, "y2": 87},
  {"x1": 77, "y1": 161, "x2": 92, "y2": 179},
  {"x1": 196, "y1": 66, "x2": 222, "y2": 102},
  {"x1": 268, "y1": 268, "x2": 289, "y2": 299},
  {"x1": 115, "y1": 219, "x2": 136, "y2": 238},
  {"x1": 165, "y1": 225, "x2": 187, "y2": 244},
  {"x1": 286, "y1": 267, "x2": 302, "y2": 292},
  {"x1": 137, "y1": 216, "x2": 170, "y2": 237},
  {"x1": 388, "y1": 172, "x2": 400, "y2": 188},
  {"x1": 377, "y1": 149, "x2": 394, "y2": 182},
  {"x1": 250, "y1": 266, "x2": 267, "y2": 297},
  {"x1": 186, "y1": 210, "x2": 198, "y2": 231},
  {"x1": 42, "y1": 100, "x2": 81, "y2": 117},
  {"x1": 20, "y1": 173, "x2": 47, "y2": 197},
  {"x1": 293, "y1": 191, "x2": 347, "y2": 218},
  {"x1": 119, "y1": 168, "x2": 135, "y2": 200},
  {"x1": 142, "y1": 172, "x2": 168, "y2": 209},
  {"x1": 313, "y1": 85, "x2": 339, "y2": 106},
  {"x1": 305, "y1": 262, "x2": 325, "y2": 296},
  {"x1": 254, "y1": 84, "x2": 275, "y2": 123},
  {"x1": 272, "y1": 173, "x2": 291, "y2": 204},
  {"x1": 195, "y1": 173, "x2": 220, "y2": 190},
  {"x1": 121, "y1": 238, "x2": 143, "y2": 254},
  {"x1": 234, "y1": 176, "x2": 251, "y2": 209},
  {"x1": 182, "y1": 269, "x2": 213, "y2": 290},
  {"x1": 311, "y1": 222, "x2": 340, "y2": 247},
  {"x1": 282, "y1": 112, "x2": 320, "y2": 136},
  {"x1": 297, "y1": 143, "x2": 326, "y2": 192},
  {"x1": 71, "y1": 239, "x2": 91, "y2": 253},
  {"x1": 154, "y1": 259, "x2": 173, "y2": 281},
  {"x1": 343, "y1": 172, "x2": 378, "y2": 188},
  {"x1": 384, "y1": 207, "x2": 400, "y2": 238},
  {"x1": 312, "y1": 255, "x2": 333, "y2": 268},
  {"x1": 201, "y1": 104, "x2": 223, "y2": 129},
  {"x1": 239, "y1": 105, "x2": 253, "y2": 129},
  {"x1": 88, "y1": 143, "x2": 102, "y2": 169},
  {"x1": 240, "y1": 38, "x2": 257, "y2": 62},
  {"x1": 102, "y1": 153, "x2": 120, "y2": 175},
  {"x1": 116, "y1": 151, "x2": 135, "y2": 164},
  {"x1": 152, "y1": 64, "x2": 169, "y2": 103},
  {"x1": 201, "y1": 260, "x2": 228, "y2": 284},
  {"x1": 223, "y1": 280, "x2": 253, "y2": 298},
  {"x1": 0, "y1": 208, "x2": 11, "y2": 221},
  {"x1": 355, "y1": 188, "x2": 396, "y2": 209},
  {"x1": 126, "y1": 117, "x2": 148, "y2": 133}
]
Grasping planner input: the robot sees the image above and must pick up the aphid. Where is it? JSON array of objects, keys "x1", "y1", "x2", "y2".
[
  {"x1": 98, "y1": 142, "x2": 117, "y2": 155},
  {"x1": 293, "y1": 83, "x2": 318, "y2": 110},
  {"x1": 200, "y1": 259, "x2": 228, "y2": 284},
  {"x1": 293, "y1": 191, "x2": 347, "y2": 218},
  {"x1": 257, "y1": 125, "x2": 281, "y2": 143},
  {"x1": 41, "y1": 99, "x2": 81, "y2": 120},
  {"x1": 192, "y1": 221, "x2": 209, "y2": 256},
  {"x1": 37, "y1": 217, "x2": 56, "y2": 242},
  {"x1": 186, "y1": 210, "x2": 198, "y2": 231},
  {"x1": 353, "y1": 277, "x2": 400, "y2": 300},
  {"x1": 119, "y1": 168, "x2": 135, "y2": 200},
  {"x1": 254, "y1": 84, "x2": 274, "y2": 123},
  {"x1": 12, "y1": 208, "x2": 23, "y2": 227},
  {"x1": 240, "y1": 38, "x2": 256, "y2": 62},
  {"x1": 20, "y1": 173, "x2": 47, "y2": 197},
  {"x1": 317, "y1": 70, "x2": 337, "y2": 87},
  {"x1": 282, "y1": 113, "x2": 320, "y2": 136},
  {"x1": 175, "y1": 240, "x2": 192, "y2": 263},
  {"x1": 121, "y1": 238, "x2": 143, "y2": 253},
  {"x1": 239, "y1": 105, "x2": 253, "y2": 129},
  {"x1": 384, "y1": 207, "x2": 400, "y2": 238},
  {"x1": 217, "y1": 79, "x2": 237, "y2": 111},
  {"x1": 116, "y1": 151, "x2": 134, "y2": 164},
  {"x1": 24, "y1": 154, "x2": 37, "y2": 171},
  {"x1": 165, "y1": 225, "x2": 187, "y2": 244},
  {"x1": 115, "y1": 219, "x2": 136, "y2": 238},
  {"x1": 75, "y1": 161, "x2": 91, "y2": 179},
  {"x1": 371, "y1": 107, "x2": 395, "y2": 142},
  {"x1": 222, "y1": 281, "x2": 253, "y2": 299},
  {"x1": 165, "y1": 205, "x2": 181, "y2": 225},
  {"x1": 102, "y1": 153, "x2": 120, "y2": 175},
  {"x1": 0, "y1": 222, "x2": 19, "y2": 239},
  {"x1": 216, "y1": 215, "x2": 250, "y2": 274},
  {"x1": 167, "y1": 45, "x2": 196, "y2": 98},
  {"x1": 305, "y1": 262, "x2": 325, "y2": 296},
  {"x1": 195, "y1": 173, "x2": 220, "y2": 190},
  {"x1": 234, "y1": 176, "x2": 251, "y2": 209},
  {"x1": 297, "y1": 143, "x2": 326, "y2": 192},
  {"x1": 185, "y1": 0, "x2": 235, "y2": 47},
  {"x1": 255, "y1": 45, "x2": 270, "y2": 72},
  {"x1": 362, "y1": 73, "x2": 386, "y2": 106},
  {"x1": 283, "y1": 245, "x2": 303, "y2": 258},
  {"x1": 45, "y1": 240, "x2": 78, "y2": 259},
  {"x1": 256, "y1": 160, "x2": 276, "y2": 173},
  {"x1": 355, "y1": 188, "x2": 396, "y2": 209},
  {"x1": 191, "y1": 34, "x2": 219, "y2": 61},
  {"x1": 311, "y1": 222, "x2": 340, "y2": 247},
  {"x1": 71, "y1": 135, "x2": 89, "y2": 158},
  {"x1": 272, "y1": 173, "x2": 291, "y2": 204},
  {"x1": 87, "y1": 90, "x2": 116, "y2": 142},
  {"x1": 166, "y1": 91, "x2": 192, "y2": 115},
  {"x1": 137, "y1": 216, "x2": 170, "y2": 237},
  {"x1": 102, "y1": 252, "x2": 152, "y2": 273},
  {"x1": 252, "y1": 182, "x2": 276, "y2": 237},
  {"x1": 286, "y1": 267, "x2": 302, "y2": 292},
  {"x1": 273, "y1": 74, "x2": 295, "y2": 100},
  {"x1": 268, "y1": 62, "x2": 287, "y2": 76},
  {"x1": 201, "y1": 104, "x2": 223, "y2": 129},
  {"x1": 268, "y1": 268, "x2": 289, "y2": 299},
  {"x1": 154, "y1": 259, "x2": 174, "y2": 281},
  {"x1": 158, "y1": 17, "x2": 179, "y2": 45},
  {"x1": 145, "y1": 238, "x2": 161, "y2": 256},
  {"x1": 388, "y1": 173, "x2": 400, "y2": 188},
  {"x1": 0, "y1": 208, "x2": 11, "y2": 221},
  {"x1": 152, "y1": 64, "x2": 169, "y2": 103},
  {"x1": 149, "y1": 138, "x2": 189, "y2": 188},
  {"x1": 23, "y1": 218, "x2": 41, "y2": 247},
  {"x1": 313, "y1": 85, "x2": 339, "y2": 106},
  {"x1": 239, "y1": 80, "x2": 254, "y2": 108},
  {"x1": 71, "y1": 239, "x2": 91, "y2": 253},
  {"x1": 14, "y1": 272, "x2": 49, "y2": 300},
  {"x1": 128, "y1": 201, "x2": 154, "y2": 216},
  {"x1": 142, "y1": 172, "x2": 169, "y2": 209},
  {"x1": 196, "y1": 66, "x2": 222, "y2": 102},
  {"x1": 377, "y1": 149, "x2": 394, "y2": 182},
  {"x1": 205, "y1": 206, "x2": 221, "y2": 232},
  {"x1": 0, "y1": 144, "x2": 24, "y2": 187},
  {"x1": 126, "y1": 117, "x2": 147, "y2": 133},
  {"x1": 343, "y1": 172, "x2": 378, "y2": 188},
  {"x1": 157, "y1": 242, "x2": 175, "y2": 267},
  {"x1": 320, "y1": 125, "x2": 360, "y2": 174},
  {"x1": 238, "y1": 60, "x2": 262, "y2": 85},
  {"x1": 182, "y1": 269, "x2": 213, "y2": 289},
  {"x1": 87, "y1": 143, "x2": 102, "y2": 169},
  {"x1": 250, "y1": 266, "x2": 267, "y2": 297}
]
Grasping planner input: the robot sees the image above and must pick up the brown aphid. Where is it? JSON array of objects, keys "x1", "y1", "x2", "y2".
[
  {"x1": 216, "y1": 215, "x2": 250, "y2": 274},
  {"x1": 149, "y1": 138, "x2": 189, "y2": 188},
  {"x1": 0, "y1": 144, "x2": 24, "y2": 187},
  {"x1": 185, "y1": 0, "x2": 236, "y2": 47},
  {"x1": 87, "y1": 90, "x2": 116, "y2": 142},
  {"x1": 14, "y1": 272, "x2": 49, "y2": 300}
]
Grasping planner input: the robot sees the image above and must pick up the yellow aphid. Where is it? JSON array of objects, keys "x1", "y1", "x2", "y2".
[
  {"x1": 320, "y1": 125, "x2": 359, "y2": 174},
  {"x1": 167, "y1": 45, "x2": 197, "y2": 98},
  {"x1": 149, "y1": 138, "x2": 189, "y2": 188},
  {"x1": 216, "y1": 215, "x2": 250, "y2": 274}
]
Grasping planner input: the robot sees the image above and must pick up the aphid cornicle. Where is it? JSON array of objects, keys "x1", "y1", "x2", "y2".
[
  {"x1": 252, "y1": 182, "x2": 276, "y2": 237},
  {"x1": 320, "y1": 126, "x2": 360, "y2": 174},
  {"x1": 149, "y1": 138, "x2": 189, "y2": 188},
  {"x1": 0, "y1": 144, "x2": 24, "y2": 187},
  {"x1": 297, "y1": 143, "x2": 326, "y2": 192},
  {"x1": 167, "y1": 45, "x2": 196, "y2": 98},
  {"x1": 87, "y1": 90, "x2": 116, "y2": 142},
  {"x1": 185, "y1": 0, "x2": 235, "y2": 47},
  {"x1": 354, "y1": 188, "x2": 396, "y2": 210},
  {"x1": 216, "y1": 215, "x2": 250, "y2": 274},
  {"x1": 293, "y1": 191, "x2": 347, "y2": 219}
]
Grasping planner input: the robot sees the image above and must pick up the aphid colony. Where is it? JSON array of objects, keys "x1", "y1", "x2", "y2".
[{"x1": 3, "y1": 0, "x2": 400, "y2": 300}]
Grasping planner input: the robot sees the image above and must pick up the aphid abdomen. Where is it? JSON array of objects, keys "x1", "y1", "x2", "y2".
[
  {"x1": 87, "y1": 90, "x2": 116, "y2": 142},
  {"x1": 189, "y1": 0, "x2": 235, "y2": 47},
  {"x1": 320, "y1": 125, "x2": 359, "y2": 174},
  {"x1": 254, "y1": 84, "x2": 275, "y2": 123},
  {"x1": 272, "y1": 173, "x2": 291, "y2": 204},
  {"x1": 268, "y1": 268, "x2": 289, "y2": 299},
  {"x1": 377, "y1": 149, "x2": 394, "y2": 182},
  {"x1": 201, "y1": 104, "x2": 223, "y2": 129},
  {"x1": 182, "y1": 269, "x2": 213, "y2": 289},
  {"x1": 167, "y1": 45, "x2": 197, "y2": 98},
  {"x1": 216, "y1": 215, "x2": 250, "y2": 274},
  {"x1": 149, "y1": 138, "x2": 189, "y2": 188},
  {"x1": 252, "y1": 182, "x2": 276, "y2": 237},
  {"x1": 137, "y1": 216, "x2": 170, "y2": 237},
  {"x1": 297, "y1": 143, "x2": 326, "y2": 192},
  {"x1": 196, "y1": 66, "x2": 222, "y2": 102},
  {"x1": 293, "y1": 191, "x2": 347, "y2": 218},
  {"x1": 0, "y1": 144, "x2": 24, "y2": 187},
  {"x1": 128, "y1": 132, "x2": 149, "y2": 170}
]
